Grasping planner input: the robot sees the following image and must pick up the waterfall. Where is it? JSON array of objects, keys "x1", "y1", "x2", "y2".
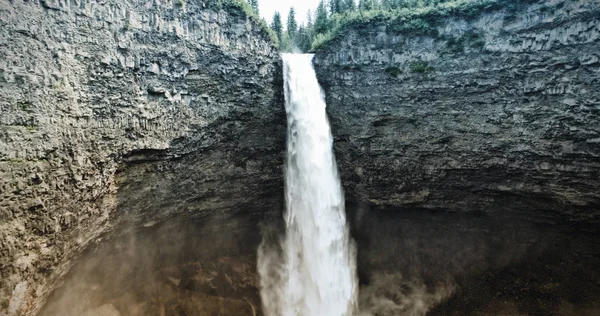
[{"x1": 258, "y1": 54, "x2": 358, "y2": 316}]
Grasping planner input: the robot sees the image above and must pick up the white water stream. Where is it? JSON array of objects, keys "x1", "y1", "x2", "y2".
[{"x1": 258, "y1": 54, "x2": 358, "y2": 316}]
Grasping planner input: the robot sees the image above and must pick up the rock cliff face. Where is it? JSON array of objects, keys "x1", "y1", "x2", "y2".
[
  {"x1": 3, "y1": 0, "x2": 600, "y2": 314},
  {"x1": 314, "y1": 0, "x2": 600, "y2": 227},
  {"x1": 0, "y1": 1, "x2": 283, "y2": 314}
]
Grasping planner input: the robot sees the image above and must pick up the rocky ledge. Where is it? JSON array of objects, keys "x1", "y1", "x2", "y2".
[
  {"x1": 0, "y1": 1, "x2": 283, "y2": 314},
  {"x1": 314, "y1": 0, "x2": 600, "y2": 228}
]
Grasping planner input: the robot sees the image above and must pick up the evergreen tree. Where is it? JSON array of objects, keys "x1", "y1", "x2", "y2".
[
  {"x1": 359, "y1": 0, "x2": 375, "y2": 11},
  {"x1": 296, "y1": 25, "x2": 311, "y2": 52},
  {"x1": 343, "y1": 0, "x2": 356, "y2": 12},
  {"x1": 271, "y1": 12, "x2": 283, "y2": 43},
  {"x1": 298, "y1": 11, "x2": 315, "y2": 52},
  {"x1": 330, "y1": 0, "x2": 343, "y2": 14},
  {"x1": 280, "y1": 32, "x2": 292, "y2": 51},
  {"x1": 287, "y1": 7, "x2": 298, "y2": 41},
  {"x1": 297, "y1": 0, "x2": 478, "y2": 51},
  {"x1": 306, "y1": 10, "x2": 314, "y2": 28},
  {"x1": 314, "y1": 0, "x2": 329, "y2": 34},
  {"x1": 248, "y1": 0, "x2": 259, "y2": 14},
  {"x1": 397, "y1": 0, "x2": 411, "y2": 9}
]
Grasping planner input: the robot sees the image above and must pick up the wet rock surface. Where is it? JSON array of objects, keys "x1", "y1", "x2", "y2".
[
  {"x1": 348, "y1": 205, "x2": 600, "y2": 316},
  {"x1": 0, "y1": 1, "x2": 283, "y2": 314},
  {"x1": 314, "y1": 0, "x2": 600, "y2": 227}
]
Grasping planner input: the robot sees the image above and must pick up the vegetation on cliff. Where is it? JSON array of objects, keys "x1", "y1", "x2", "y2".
[
  {"x1": 264, "y1": 0, "x2": 539, "y2": 52},
  {"x1": 207, "y1": 0, "x2": 280, "y2": 46}
]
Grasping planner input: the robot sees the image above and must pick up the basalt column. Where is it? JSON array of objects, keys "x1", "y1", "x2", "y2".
[{"x1": 0, "y1": 1, "x2": 284, "y2": 315}]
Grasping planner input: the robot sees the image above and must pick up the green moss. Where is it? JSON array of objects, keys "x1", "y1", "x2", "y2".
[
  {"x1": 18, "y1": 102, "x2": 30, "y2": 112},
  {"x1": 410, "y1": 61, "x2": 434, "y2": 73},
  {"x1": 25, "y1": 125, "x2": 37, "y2": 133},
  {"x1": 384, "y1": 66, "x2": 401, "y2": 77}
]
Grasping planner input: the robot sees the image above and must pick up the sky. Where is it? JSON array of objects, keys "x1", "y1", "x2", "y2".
[{"x1": 258, "y1": 0, "x2": 321, "y2": 25}]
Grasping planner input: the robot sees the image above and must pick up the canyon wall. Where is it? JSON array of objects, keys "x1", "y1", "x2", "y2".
[
  {"x1": 0, "y1": 1, "x2": 283, "y2": 314},
  {"x1": 3, "y1": 0, "x2": 600, "y2": 314},
  {"x1": 315, "y1": 0, "x2": 600, "y2": 227}
]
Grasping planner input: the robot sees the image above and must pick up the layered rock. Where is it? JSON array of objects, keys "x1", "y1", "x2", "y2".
[
  {"x1": 0, "y1": 1, "x2": 283, "y2": 314},
  {"x1": 314, "y1": 0, "x2": 600, "y2": 227}
]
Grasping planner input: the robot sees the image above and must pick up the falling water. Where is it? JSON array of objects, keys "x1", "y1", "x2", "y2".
[{"x1": 258, "y1": 54, "x2": 358, "y2": 316}]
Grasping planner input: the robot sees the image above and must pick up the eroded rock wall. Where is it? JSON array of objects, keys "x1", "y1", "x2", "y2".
[
  {"x1": 315, "y1": 0, "x2": 600, "y2": 226},
  {"x1": 0, "y1": 1, "x2": 283, "y2": 314}
]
